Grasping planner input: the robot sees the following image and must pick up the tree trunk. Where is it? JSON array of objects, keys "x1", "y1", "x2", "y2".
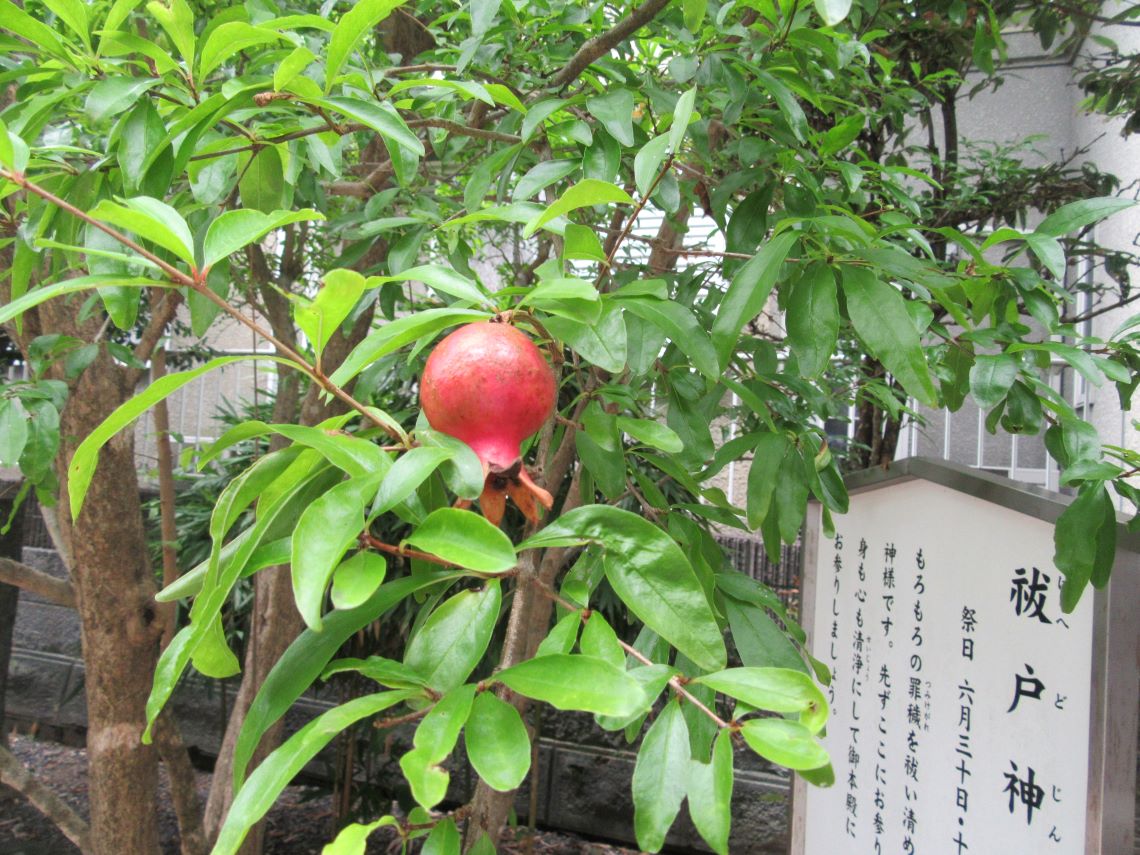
[
  {"x1": 57, "y1": 350, "x2": 165, "y2": 855},
  {"x1": 0, "y1": 482, "x2": 24, "y2": 749},
  {"x1": 203, "y1": 295, "x2": 377, "y2": 850}
]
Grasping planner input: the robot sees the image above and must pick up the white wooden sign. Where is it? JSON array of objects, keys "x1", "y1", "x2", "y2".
[{"x1": 791, "y1": 460, "x2": 1138, "y2": 855}]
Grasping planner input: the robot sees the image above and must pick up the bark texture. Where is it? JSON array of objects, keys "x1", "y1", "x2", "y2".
[{"x1": 57, "y1": 350, "x2": 165, "y2": 855}]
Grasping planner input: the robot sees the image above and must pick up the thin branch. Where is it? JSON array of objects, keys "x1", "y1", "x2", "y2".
[
  {"x1": 409, "y1": 118, "x2": 521, "y2": 144},
  {"x1": 531, "y1": 578, "x2": 731, "y2": 729},
  {"x1": 128, "y1": 288, "x2": 184, "y2": 387},
  {"x1": 0, "y1": 744, "x2": 92, "y2": 853},
  {"x1": 597, "y1": 156, "x2": 674, "y2": 287},
  {"x1": 549, "y1": 0, "x2": 672, "y2": 89},
  {"x1": 2, "y1": 168, "x2": 403, "y2": 441},
  {"x1": 2, "y1": 169, "x2": 194, "y2": 285},
  {"x1": 150, "y1": 347, "x2": 180, "y2": 646},
  {"x1": 0, "y1": 557, "x2": 76, "y2": 607}
]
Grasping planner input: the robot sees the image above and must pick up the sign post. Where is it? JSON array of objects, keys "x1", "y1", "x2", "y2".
[{"x1": 791, "y1": 458, "x2": 1138, "y2": 854}]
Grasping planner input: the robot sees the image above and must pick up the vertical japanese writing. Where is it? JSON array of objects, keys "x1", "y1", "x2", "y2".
[
  {"x1": 1004, "y1": 567, "x2": 1063, "y2": 842},
  {"x1": 953, "y1": 606, "x2": 978, "y2": 853},
  {"x1": 829, "y1": 533, "x2": 843, "y2": 707},
  {"x1": 872, "y1": 541, "x2": 895, "y2": 853},
  {"x1": 845, "y1": 535, "x2": 869, "y2": 839},
  {"x1": 900, "y1": 548, "x2": 925, "y2": 854}
]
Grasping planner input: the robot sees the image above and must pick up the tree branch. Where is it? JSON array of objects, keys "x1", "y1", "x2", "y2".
[
  {"x1": 0, "y1": 557, "x2": 75, "y2": 607},
  {"x1": 128, "y1": 288, "x2": 184, "y2": 387},
  {"x1": 549, "y1": 0, "x2": 673, "y2": 89},
  {"x1": 0, "y1": 743, "x2": 92, "y2": 853}
]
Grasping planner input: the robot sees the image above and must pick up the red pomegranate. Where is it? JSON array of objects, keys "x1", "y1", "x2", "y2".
[{"x1": 420, "y1": 320, "x2": 556, "y2": 525}]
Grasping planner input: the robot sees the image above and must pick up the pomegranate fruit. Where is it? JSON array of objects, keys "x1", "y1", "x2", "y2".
[{"x1": 420, "y1": 320, "x2": 556, "y2": 525}]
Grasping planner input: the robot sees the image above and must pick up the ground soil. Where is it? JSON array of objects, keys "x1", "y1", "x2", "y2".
[{"x1": 0, "y1": 733, "x2": 640, "y2": 854}]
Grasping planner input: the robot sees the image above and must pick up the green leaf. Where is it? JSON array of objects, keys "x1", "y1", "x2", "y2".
[
  {"x1": 840, "y1": 267, "x2": 937, "y2": 406},
  {"x1": 330, "y1": 308, "x2": 490, "y2": 388},
  {"x1": 535, "y1": 611, "x2": 581, "y2": 657},
  {"x1": 416, "y1": 429, "x2": 484, "y2": 500},
  {"x1": 634, "y1": 134, "x2": 671, "y2": 198},
  {"x1": 233, "y1": 572, "x2": 462, "y2": 788},
  {"x1": 330, "y1": 552, "x2": 387, "y2": 611},
  {"x1": 711, "y1": 231, "x2": 797, "y2": 368},
  {"x1": 199, "y1": 21, "x2": 285, "y2": 78},
  {"x1": 525, "y1": 506, "x2": 726, "y2": 671},
  {"x1": 68, "y1": 355, "x2": 287, "y2": 519},
  {"x1": 1062, "y1": 417, "x2": 1101, "y2": 465},
  {"x1": 543, "y1": 305, "x2": 627, "y2": 373},
  {"x1": 321, "y1": 816, "x2": 398, "y2": 855},
  {"x1": 563, "y1": 224, "x2": 607, "y2": 263},
  {"x1": 421, "y1": 819, "x2": 460, "y2": 855},
  {"x1": 414, "y1": 684, "x2": 476, "y2": 763},
  {"x1": 404, "y1": 583, "x2": 501, "y2": 693},
  {"x1": 317, "y1": 96, "x2": 425, "y2": 157},
  {"x1": 723, "y1": 597, "x2": 807, "y2": 673},
  {"x1": 813, "y1": 0, "x2": 853, "y2": 26},
  {"x1": 117, "y1": 99, "x2": 168, "y2": 193},
  {"x1": 521, "y1": 98, "x2": 566, "y2": 143},
  {"x1": 369, "y1": 264, "x2": 490, "y2": 306},
  {"x1": 214, "y1": 691, "x2": 415, "y2": 855},
  {"x1": 631, "y1": 700, "x2": 690, "y2": 853},
  {"x1": 465, "y1": 692, "x2": 530, "y2": 792},
  {"x1": 696, "y1": 667, "x2": 826, "y2": 730},
  {"x1": 669, "y1": 87, "x2": 697, "y2": 153},
  {"x1": 405, "y1": 508, "x2": 516, "y2": 574},
  {"x1": 616, "y1": 416, "x2": 683, "y2": 453},
  {"x1": 470, "y1": 0, "x2": 502, "y2": 36},
  {"x1": 146, "y1": 0, "x2": 195, "y2": 67},
  {"x1": 85, "y1": 78, "x2": 160, "y2": 123},
  {"x1": 399, "y1": 747, "x2": 450, "y2": 810},
  {"x1": 756, "y1": 71, "x2": 808, "y2": 141},
  {"x1": 746, "y1": 432, "x2": 789, "y2": 529},
  {"x1": 1036, "y1": 196, "x2": 1136, "y2": 238},
  {"x1": 0, "y1": 276, "x2": 164, "y2": 328},
  {"x1": 295, "y1": 269, "x2": 367, "y2": 359},
  {"x1": 579, "y1": 613, "x2": 625, "y2": 669},
  {"x1": 0, "y1": 399, "x2": 29, "y2": 467},
  {"x1": 522, "y1": 277, "x2": 600, "y2": 307},
  {"x1": 586, "y1": 88, "x2": 636, "y2": 146},
  {"x1": 1054, "y1": 482, "x2": 1110, "y2": 612},
  {"x1": 618, "y1": 296, "x2": 719, "y2": 379},
  {"x1": 688, "y1": 729, "x2": 733, "y2": 855},
  {"x1": 323, "y1": 656, "x2": 425, "y2": 688},
  {"x1": 1025, "y1": 233, "x2": 1065, "y2": 279},
  {"x1": 274, "y1": 46, "x2": 317, "y2": 91},
  {"x1": 202, "y1": 209, "x2": 323, "y2": 271},
  {"x1": 372, "y1": 446, "x2": 453, "y2": 516},
  {"x1": 388, "y1": 77, "x2": 494, "y2": 105},
  {"x1": 238, "y1": 146, "x2": 286, "y2": 214},
  {"x1": 0, "y1": 0, "x2": 70, "y2": 62},
  {"x1": 325, "y1": 0, "x2": 409, "y2": 89},
  {"x1": 739, "y1": 719, "x2": 829, "y2": 771},
  {"x1": 495, "y1": 654, "x2": 649, "y2": 717},
  {"x1": 0, "y1": 119, "x2": 28, "y2": 174},
  {"x1": 523, "y1": 179, "x2": 633, "y2": 238},
  {"x1": 969, "y1": 353, "x2": 1017, "y2": 411},
  {"x1": 513, "y1": 159, "x2": 579, "y2": 202},
  {"x1": 88, "y1": 197, "x2": 195, "y2": 267},
  {"x1": 191, "y1": 615, "x2": 240, "y2": 679},
  {"x1": 292, "y1": 473, "x2": 383, "y2": 629},
  {"x1": 786, "y1": 265, "x2": 838, "y2": 378}
]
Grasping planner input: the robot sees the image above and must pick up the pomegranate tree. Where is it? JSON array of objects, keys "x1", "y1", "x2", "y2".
[{"x1": 420, "y1": 320, "x2": 556, "y2": 525}]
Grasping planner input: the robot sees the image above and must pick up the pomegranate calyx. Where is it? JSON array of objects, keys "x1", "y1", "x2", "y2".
[{"x1": 475, "y1": 458, "x2": 553, "y2": 526}]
